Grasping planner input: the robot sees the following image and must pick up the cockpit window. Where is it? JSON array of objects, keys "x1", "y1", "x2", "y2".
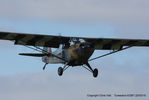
[
  {"x1": 80, "y1": 43, "x2": 85, "y2": 46},
  {"x1": 80, "y1": 43, "x2": 86, "y2": 48}
]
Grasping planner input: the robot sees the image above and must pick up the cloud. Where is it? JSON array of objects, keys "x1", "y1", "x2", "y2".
[
  {"x1": 0, "y1": 59, "x2": 148, "y2": 100},
  {"x1": 0, "y1": 0, "x2": 149, "y2": 24},
  {"x1": 0, "y1": 0, "x2": 149, "y2": 39}
]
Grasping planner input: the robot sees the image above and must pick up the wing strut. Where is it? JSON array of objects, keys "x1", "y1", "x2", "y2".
[{"x1": 89, "y1": 46, "x2": 132, "y2": 61}]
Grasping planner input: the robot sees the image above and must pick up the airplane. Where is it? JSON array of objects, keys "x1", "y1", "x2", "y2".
[{"x1": 0, "y1": 31, "x2": 149, "y2": 78}]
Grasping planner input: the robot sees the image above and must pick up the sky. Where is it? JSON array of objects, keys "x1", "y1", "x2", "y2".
[{"x1": 0, "y1": 0, "x2": 149, "y2": 100}]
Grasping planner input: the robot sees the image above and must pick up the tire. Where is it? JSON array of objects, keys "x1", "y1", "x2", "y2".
[
  {"x1": 58, "y1": 67, "x2": 63, "y2": 76},
  {"x1": 93, "y1": 68, "x2": 98, "y2": 78}
]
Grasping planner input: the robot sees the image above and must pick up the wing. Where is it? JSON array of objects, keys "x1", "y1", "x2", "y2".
[
  {"x1": 0, "y1": 31, "x2": 71, "y2": 48},
  {"x1": 84, "y1": 38, "x2": 149, "y2": 50},
  {"x1": 1, "y1": 31, "x2": 149, "y2": 50}
]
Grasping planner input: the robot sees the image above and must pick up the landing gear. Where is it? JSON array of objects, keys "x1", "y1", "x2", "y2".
[
  {"x1": 93, "y1": 68, "x2": 98, "y2": 78},
  {"x1": 58, "y1": 67, "x2": 63, "y2": 76},
  {"x1": 83, "y1": 62, "x2": 98, "y2": 78},
  {"x1": 57, "y1": 64, "x2": 69, "y2": 76},
  {"x1": 43, "y1": 62, "x2": 98, "y2": 78},
  {"x1": 43, "y1": 63, "x2": 48, "y2": 70}
]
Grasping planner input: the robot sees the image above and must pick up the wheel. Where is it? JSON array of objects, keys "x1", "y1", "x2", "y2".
[
  {"x1": 58, "y1": 67, "x2": 63, "y2": 76},
  {"x1": 93, "y1": 68, "x2": 98, "y2": 78}
]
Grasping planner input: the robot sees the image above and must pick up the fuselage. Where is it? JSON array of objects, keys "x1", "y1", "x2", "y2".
[
  {"x1": 43, "y1": 41, "x2": 95, "y2": 66},
  {"x1": 64, "y1": 42, "x2": 95, "y2": 66}
]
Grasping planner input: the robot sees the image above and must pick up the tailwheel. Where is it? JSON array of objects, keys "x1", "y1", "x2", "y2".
[
  {"x1": 58, "y1": 67, "x2": 63, "y2": 76},
  {"x1": 93, "y1": 68, "x2": 98, "y2": 78}
]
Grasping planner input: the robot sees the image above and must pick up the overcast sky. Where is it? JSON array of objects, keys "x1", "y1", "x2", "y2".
[{"x1": 0, "y1": 0, "x2": 149, "y2": 100}]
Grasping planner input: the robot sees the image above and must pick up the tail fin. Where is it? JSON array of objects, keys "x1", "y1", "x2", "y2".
[
  {"x1": 42, "y1": 47, "x2": 52, "y2": 54},
  {"x1": 42, "y1": 47, "x2": 65, "y2": 64},
  {"x1": 42, "y1": 47, "x2": 52, "y2": 64}
]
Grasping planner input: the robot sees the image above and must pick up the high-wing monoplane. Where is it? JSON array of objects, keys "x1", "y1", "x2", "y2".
[{"x1": 0, "y1": 31, "x2": 149, "y2": 78}]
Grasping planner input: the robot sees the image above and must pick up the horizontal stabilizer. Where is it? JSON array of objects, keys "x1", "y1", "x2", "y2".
[{"x1": 19, "y1": 53, "x2": 50, "y2": 57}]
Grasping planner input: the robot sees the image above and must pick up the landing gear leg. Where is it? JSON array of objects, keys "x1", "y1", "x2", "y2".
[
  {"x1": 86, "y1": 63, "x2": 98, "y2": 78},
  {"x1": 58, "y1": 64, "x2": 69, "y2": 76}
]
